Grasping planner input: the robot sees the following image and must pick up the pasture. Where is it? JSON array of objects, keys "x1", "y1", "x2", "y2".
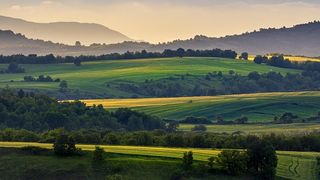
[
  {"x1": 82, "y1": 91, "x2": 320, "y2": 122},
  {"x1": 0, "y1": 142, "x2": 318, "y2": 180},
  {"x1": 0, "y1": 57, "x2": 299, "y2": 97}
]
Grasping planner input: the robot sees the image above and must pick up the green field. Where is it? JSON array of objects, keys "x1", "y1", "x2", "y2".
[
  {"x1": 82, "y1": 91, "x2": 320, "y2": 122},
  {"x1": 179, "y1": 123, "x2": 320, "y2": 134},
  {"x1": 0, "y1": 57, "x2": 299, "y2": 97},
  {"x1": 0, "y1": 142, "x2": 318, "y2": 180}
]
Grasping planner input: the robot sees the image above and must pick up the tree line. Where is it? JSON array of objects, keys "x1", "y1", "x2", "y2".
[
  {"x1": 0, "y1": 48, "x2": 237, "y2": 64},
  {"x1": 2, "y1": 127, "x2": 320, "y2": 152}
]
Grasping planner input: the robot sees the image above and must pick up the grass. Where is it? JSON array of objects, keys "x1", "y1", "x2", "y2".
[
  {"x1": 179, "y1": 123, "x2": 320, "y2": 134},
  {"x1": 82, "y1": 91, "x2": 320, "y2": 122},
  {"x1": 0, "y1": 142, "x2": 318, "y2": 180},
  {"x1": 0, "y1": 57, "x2": 299, "y2": 97}
]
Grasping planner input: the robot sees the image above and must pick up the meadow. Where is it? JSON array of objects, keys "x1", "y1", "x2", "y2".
[
  {"x1": 179, "y1": 123, "x2": 320, "y2": 134},
  {"x1": 0, "y1": 57, "x2": 299, "y2": 97},
  {"x1": 248, "y1": 55, "x2": 320, "y2": 62},
  {"x1": 82, "y1": 91, "x2": 320, "y2": 122},
  {"x1": 0, "y1": 142, "x2": 318, "y2": 180}
]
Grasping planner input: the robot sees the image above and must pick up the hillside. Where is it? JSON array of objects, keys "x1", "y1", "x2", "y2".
[
  {"x1": 0, "y1": 57, "x2": 299, "y2": 98},
  {"x1": 150, "y1": 21, "x2": 320, "y2": 56},
  {"x1": 0, "y1": 15, "x2": 131, "y2": 45},
  {"x1": 1, "y1": 21, "x2": 320, "y2": 56},
  {"x1": 82, "y1": 91, "x2": 320, "y2": 122}
]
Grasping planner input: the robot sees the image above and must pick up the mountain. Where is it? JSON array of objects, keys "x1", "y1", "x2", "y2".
[
  {"x1": 152, "y1": 21, "x2": 320, "y2": 56},
  {"x1": 0, "y1": 21, "x2": 320, "y2": 56},
  {"x1": 0, "y1": 15, "x2": 132, "y2": 45}
]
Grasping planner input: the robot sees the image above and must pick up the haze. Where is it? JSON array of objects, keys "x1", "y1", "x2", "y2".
[{"x1": 1, "y1": 0, "x2": 320, "y2": 43}]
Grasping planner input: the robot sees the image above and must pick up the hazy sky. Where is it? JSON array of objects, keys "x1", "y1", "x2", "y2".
[{"x1": 1, "y1": 0, "x2": 320, "y2": 43}]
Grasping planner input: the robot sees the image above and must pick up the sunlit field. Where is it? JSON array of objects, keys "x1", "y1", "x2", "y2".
[
  {"x1": 248, "y1": 55, "x2": 320, "y2": 62},
  {"x1": 0, "y1": 57, "x2": 299, "y2": 97},
  {"x1": 82, "y1": 91, "x2": 320, "y2": 122},
  {"x1": 0, "y1": 142, "x2": 318, "y2": 180}
]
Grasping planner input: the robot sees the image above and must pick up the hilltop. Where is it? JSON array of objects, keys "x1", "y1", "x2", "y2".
[
  {"x1": 0, "y1": 15, "x2": 131, "y2": 45},
  {"x1": 1, "y1": 21, "x2": 320, "y2": 56}
]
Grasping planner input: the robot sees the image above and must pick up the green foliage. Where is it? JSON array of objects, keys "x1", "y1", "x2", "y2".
[
  {"x1": 92, "y1": 146, "x2": 104, "y2": 162},
  {"x1": 247, "y1": 139, "x2": 278, "y2": 179},
  {"x1": 216, "y1": 150, "x2": 248, "y2": 175},
  {"x1": 53, "y1": 134, "x2": 80, "y2": 156},
  {"x1": 191, "y1": 125, "x2": 207, "y2": 132},
  {"x1": 182, "y1": 151, "x2": 193, "y2": 170}
]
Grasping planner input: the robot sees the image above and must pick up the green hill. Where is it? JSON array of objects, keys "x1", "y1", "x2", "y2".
[
  {"x1": 0, "y1": 57, "x2": 299, "y2": 98},
  {"x1": 83, "y1": 91, "x2": 320, "y2": 122}
]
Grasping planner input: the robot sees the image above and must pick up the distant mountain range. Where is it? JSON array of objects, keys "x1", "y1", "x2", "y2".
[
  {"x1": 0, "y1": 15, "x2": 131, "y2": 45},
  {"x1": 0, "y1": 16, "x2": 320, "y2": 56}
]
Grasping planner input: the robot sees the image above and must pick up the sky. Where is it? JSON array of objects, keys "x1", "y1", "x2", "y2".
[{"x1": 0, "y1": 0, "x2": 320, "y2": 43}]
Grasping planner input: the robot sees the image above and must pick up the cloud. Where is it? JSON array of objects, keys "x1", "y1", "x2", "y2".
[
  {"x1": 41, "y1": 1, "x2": 53, "y2": 5},
  {"x1": 10, "y1": 5, "x2": 22, "y2": 10}
]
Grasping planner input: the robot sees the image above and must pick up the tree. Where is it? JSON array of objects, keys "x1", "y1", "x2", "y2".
[
  {"x1": 247, "y1": 139, "x2": 278, "y2": 179},
  {"x1": 59, "y1": 80, "x2": 68, "y2": 92},
  {"x1": 208, "y1": 157, "x2": 216, "y2": 170},
  {"x1": 254, "y1": 55, "x2": 267, "y2": 64},
  {"x1": 53, "y1": 134, "x2": 78, "y2": 156},
  {"x1": 182, "y1": 151, "x2": 193, "y2": 170},
  {"x1": 216, "y1": 150, "x2": 248, "y2": 175},
  {"x1": 74, "y1": 59, "x2": 81, "y2": 66},
  {"x1": 92, "y1": 146, "x2": 104, "y2": 162},
  {"x1": 176, "y1": 48, "x2": 185, "y2": 58},
  {"x1": 18, "y1": 89, "x2": 25, "y2": 98},
  {"x1": 235, "y1": 117, "x2": 248, "y2": 124},
  {"x1": 167, "y1": 121, "x2": 179, "y2": 132},
  {"x1": 240, "y1": 52, "x2": 249, "y2": 60},
  {"x1": 6, "y1": 62, "x2": 25, "y2": 73},
  {"x1": 75, "y1": 41, "x2": 82, "y2": 47}
]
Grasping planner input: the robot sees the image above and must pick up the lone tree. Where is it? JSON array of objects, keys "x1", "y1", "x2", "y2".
[{"x1": 182, "y1": 151, "x2": 193, "y2": 170}]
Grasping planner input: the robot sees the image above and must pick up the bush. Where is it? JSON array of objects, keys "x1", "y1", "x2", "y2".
[{"x1": 53, "y1": 134, "x2": 82, "y2": 156}]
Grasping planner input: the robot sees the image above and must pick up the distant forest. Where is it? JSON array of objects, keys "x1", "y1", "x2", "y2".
[{"x1": 0, "y1": 48, "x2": 237, "y2": 64}]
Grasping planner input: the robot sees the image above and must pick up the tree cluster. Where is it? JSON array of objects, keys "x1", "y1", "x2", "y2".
[
  {"x1": 0, "y1": 62, "x2": 25, "y2": 73},
  {"x1": 24, "y1": 75, "x2": 60, "y2": 82},
  {"x1": 0, "y1": 89, "x2": 165, "y2": 132}
]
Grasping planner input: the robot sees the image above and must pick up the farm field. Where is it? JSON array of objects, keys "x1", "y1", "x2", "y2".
[
  {"x1": 0, "y1": 142, "x2": 318, "y2": 180},
  {"x1": 179, "y1": 123, "x2": 320, "y2": 134},
  {"x1": 248, "y1": 55, "x2": 320, "y2": 62},
  {"x1": 0, "y1": 57, "x2": 299, "y2": 97},
  {"x1": 82, "y1": 91, "x2": 320, "y2": 122}
]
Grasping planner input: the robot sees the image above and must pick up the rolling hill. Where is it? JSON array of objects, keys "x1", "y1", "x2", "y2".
[
  {"x1": 82, "y1": 91, "x2": 320, "y2": 122},
  {"x1": 1, "y1": 20, "x2": 320, "y2": 56},
  {"x1": 0, "y1": 15, "x2": 131, "y2": 45},
  {"x1": 0, "y1": 57, "x2": 299, "y2": 98}
]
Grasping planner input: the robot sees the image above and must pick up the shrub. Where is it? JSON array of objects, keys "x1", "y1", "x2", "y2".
[{"x1": 93, "y1": 146, "x2": 105, "y2": 162}]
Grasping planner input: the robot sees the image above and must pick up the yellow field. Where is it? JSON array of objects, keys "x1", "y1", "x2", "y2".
[
  {"x1": 81, "y1": 91, "x2": 317, "y2": 109},
  {"x1": 248, "y1": 55, "x2": 320, "y2": 62}
]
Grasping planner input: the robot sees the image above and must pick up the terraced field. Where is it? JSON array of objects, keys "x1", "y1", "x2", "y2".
[
  {"x1": 82, "y1": 91, "x2": 320, "y2": 122},
  {"x1": 0, "y1": 142, "x2": 318, "y2": 180},
  {"x1": 0, "y1": 57, "x2": 299, "y2": 97}
]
